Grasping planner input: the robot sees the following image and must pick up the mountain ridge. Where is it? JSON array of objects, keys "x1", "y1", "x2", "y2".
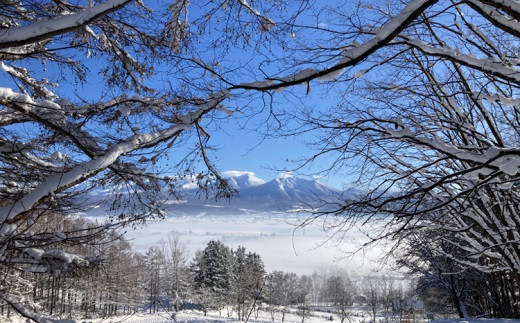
[
  {"x1": 178, "y1": 171, "x2": 343, "y2": 214},
  {"x1": 84, "y1": 171, "x2": 345, "y2": 216}
]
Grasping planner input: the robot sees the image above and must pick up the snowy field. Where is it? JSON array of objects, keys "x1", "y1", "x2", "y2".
[
  {"x1": 2, "y1": 308, "x2": 518, "y2": 323},
  {"x1": 1, "y1": 307, "x2": 425, "y2": 323},
  {"x1": 122, "y1": 212, "x2": 391, "y2": 275},
  {"x1": 84, "y1": 309, "x2": 357, "y2": 323}
]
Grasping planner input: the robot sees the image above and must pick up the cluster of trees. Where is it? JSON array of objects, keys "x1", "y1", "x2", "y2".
[
  {"x1": 0, "y1": 214, "x2": 143, "y2": 320},
  {"x1": 405, "y1": 242, "x2": 520, "y2": 318},
  {"x1": 191, "y1": 240, "x2": 265, "y2": 320},
  {"x1": 1, "y1": 217, "x2": 419, "y2": 322},
  {"x1": 1, "y1": 0, "x2": 520, "y2": 320}
]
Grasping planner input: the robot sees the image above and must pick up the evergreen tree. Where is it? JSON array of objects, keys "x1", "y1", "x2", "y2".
[{"x1": 193, "y1": 240, "x2": 234, "y2": 311}]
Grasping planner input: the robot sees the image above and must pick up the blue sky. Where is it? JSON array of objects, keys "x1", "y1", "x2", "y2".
[
  {"x1": 4, "y1": 0, "x2": 357, "y2": 191},
  {"x1": 195, "y1": 89, "x2": 354, "y2": 189}
]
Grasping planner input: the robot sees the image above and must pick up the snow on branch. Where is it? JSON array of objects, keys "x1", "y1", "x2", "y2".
[
  {"x1": 472, "y1": 91, "x2": 520, "y2": 107},
  {"x1": 404, "y1": 38, "x2": 520, "y2": 85},
  {"x1": 479, "y1": 0, "x2": 520, "y2": 17},
  {"x1": 465, "y1": 0, "x2": 520, "y2": 37},
  {"x1": 236, "y1": 0, "x2": 438, "y2": 91},
  {"x1": 237, "y1": 0, "x2": 275, "y2": 32},
  {"x1": 0, "y1": 292, "x2": 72, "y2": 323},
  {"x1": 384, "y1": 126, "x2": 520, "y2": 173},
  {"x1": 164, "y1": 0, "x2": 190, "y2": 53},
  {"x1": 0, "y1": 0, "x2": 132, "y2": 49},
  {"x1": 0, "y1": 62, "x2": 57, "y2": 99},
  {"x1": 0, "y1": 89, "x2": 231, "y2": 223}
]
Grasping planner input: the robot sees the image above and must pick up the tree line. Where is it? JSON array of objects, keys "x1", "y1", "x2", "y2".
[
  {"x1": 0, "y1": 215, "x2": 418, "y2": 322},
  {"x1": 2, "y1": 213, "x2": 517, "y2": 321}
]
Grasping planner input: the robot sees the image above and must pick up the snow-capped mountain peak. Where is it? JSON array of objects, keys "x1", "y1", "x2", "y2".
[
  {"x1": 236, "y1": 175, "x2": 341, "y2": 209},
  {"x1": 222, "y1": 170, "x2": 265, "y2": 190},
  {"x1": 85, "y1": 170, "x2": 343, "y2": 216}
]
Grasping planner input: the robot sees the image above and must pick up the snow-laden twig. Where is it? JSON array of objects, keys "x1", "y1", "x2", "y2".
[
  {"x1": 0, "y1": 89, "x2": 231, "y2": 223},
  {"x1": 237, "y1": 0, "x2": 275, "y2": 32},
  {"x1": 0, "y1": 0, "x2": 132, "y2": 49},
  {"x1": 236, "y1": 0, "x2": 438, "y2": 91},
  {"x1": 0, "y1": 292, "x2": 74, "y2": 323}
]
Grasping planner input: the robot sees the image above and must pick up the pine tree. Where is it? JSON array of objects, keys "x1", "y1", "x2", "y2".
[{"x1": 193, "y1": 240, "x2": 234, "y2": 311}]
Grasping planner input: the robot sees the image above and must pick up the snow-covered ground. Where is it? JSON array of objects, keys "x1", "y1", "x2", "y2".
[
  {"x1": 123, "y1": 212, "x2": 391, "y2": 275},
  {"x1": 85, "y1": 309, "x2": 343, "y2": 323},
  {"x1": 1, "y1": 307, "x2": 423, "y2": 323},
  {"x1": 2, "y1": 307, "x2": 518, "y2": 323}
]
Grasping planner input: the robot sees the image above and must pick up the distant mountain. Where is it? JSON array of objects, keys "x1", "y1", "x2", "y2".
[
  {"x1": 176, "y1": 172, "x2": 343, "y2": 213},
  {"x1": 221, "y1": 170, "x2": 266, "y2": 190},
  {"x1": 84, "y1": 171, "x2": 345, "y2": 216},
  {"x1": 236, "y1": 176, "x2": 340, "y2": 208}
]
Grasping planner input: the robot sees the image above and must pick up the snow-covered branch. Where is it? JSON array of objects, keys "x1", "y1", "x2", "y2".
[
  {"x1": 236, "y1": 0, "x2": 439, "y2": 91},
  {"x1": 465, "y1": 0, "x2": 520, "y2": 37},
  {"x1": 404, "y1": 38, "x2": 520, "y2": 85},
  {"x1": 237, "y1": 0, "x2": 275, "y2": 32},
  {"x1": 0, "y1": 292, "x2": 69, "y2": 323},
  {"x1": 0, "y1": 89, "x2": 230, "y2": 223},
  {"x1": 0, "y1": 0, "x2": 132, "y2": 49}
]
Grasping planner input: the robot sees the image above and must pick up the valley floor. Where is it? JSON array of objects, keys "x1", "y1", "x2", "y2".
[
  {"x1": 0, "y1": 306, "x2": 454, "y2": 323},
  {"x1": 2, "y1": 308, "x2": 518, "y2": 322},
  {"x1": 87, "y1": 310, "x2": 520, "y2": 323}
]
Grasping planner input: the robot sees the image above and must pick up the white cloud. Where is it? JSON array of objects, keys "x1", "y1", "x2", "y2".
[
  {"x1": 277, "y1": 171, "x2": 294, "y2": 179},
  {"x1": 222, "y1": 170, "x2": 257, "y2": 177},
  {"x1": 318, "y1": 22, "x2": 329, "y2": 29},
  {"x1": 181, "y1": 181, "x2": 198, "y2": 189},
  {"x1": 222, "y1": 170, "x2": 266, "y2": 187}
]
